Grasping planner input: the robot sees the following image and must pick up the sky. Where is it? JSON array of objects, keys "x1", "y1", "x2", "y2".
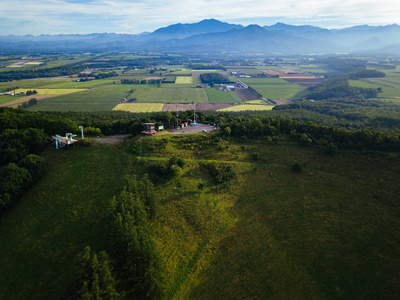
[{"x1": 1, "y1": 0, "x2": 399, "y2": 35}]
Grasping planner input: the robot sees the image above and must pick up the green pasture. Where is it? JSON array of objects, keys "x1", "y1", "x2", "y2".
[
  {"x1": 15, "y1": 88, "x2": 86, "y2": 95},
  {"x1": 240, "y1": 77, "x2": 302, "y2": 99},
  {"x1": 0, "y1": 96, "x2": 25, "y2": 105},
  {"x1": 123, "y1": 69, "x2": 149, "y2": 74},
  {"x1": 41, "y1": 79, "x2": 116, "y2": 89},
  {"x1": 349, "y1": 80, "x2": 400, "y2": 98},
  {"x1": 171, "y1": 69, "x2": 192, "y2": 75},
  {"x1": 28, "y1": 85, "x2": 132, "y2": 111},
  {"x1": 1, "y1": 137, "x2": 400, "y2": 299},
  {"x1": 0, "y1": 144, "x2": 130, "y2": 299},
  {"x1": 113, "y1": 103, "x2": 164, "y2": 113},
  {"x1": 175, "y1": 76, "x2": 201, "y2": 84},
  {"x1": 217, "y1": 104, "x2": 273, "y2": 111},
  {"x1": 132, "y1": 86, "x2": 208, "y2": 103},
  {"x1": 205, "y1": 89, "x2": 240, "y2": 103},
  {"x1": 0, "y1": 79, "x2": 71, "y2": 92}
]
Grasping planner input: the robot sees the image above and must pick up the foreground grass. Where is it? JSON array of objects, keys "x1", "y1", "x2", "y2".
[
  {"x1": 1, "y1": 135, "x2": 400, "y2": 299},
  {"x1": 0, "y1": 143, "x2": 130, "y2": 299}
]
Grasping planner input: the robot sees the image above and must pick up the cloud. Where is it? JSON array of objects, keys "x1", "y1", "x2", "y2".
[{"x1": 0, "y1": 0, "x2": 399, "y2": 35}]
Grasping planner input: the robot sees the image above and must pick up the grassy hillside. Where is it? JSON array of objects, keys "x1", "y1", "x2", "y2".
[
  {"x1": 1, "y1": 134, "x2": 400, "y2": 298},
  {"x1": 0, "y1": 143, "x2": 130, "y2": 299}
]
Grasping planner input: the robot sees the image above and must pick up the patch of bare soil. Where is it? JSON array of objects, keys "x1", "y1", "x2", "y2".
[
  {"x1": 273, "y1": 99, "x2": 295, "y2": 105},
  {"x1": 235, "y1": 88, "x2": 260, "y2": 101},
  {"x1": 91, "y1": 135, "x2": 131, "y2": 145}
]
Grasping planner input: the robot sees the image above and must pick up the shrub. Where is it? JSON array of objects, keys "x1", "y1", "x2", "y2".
[
  {"x1": 252, "y1": 152, "x2": 260, "y2": 160},
  {"x1": 291, "y1": 162, "x2": 303, "y2": 173}
]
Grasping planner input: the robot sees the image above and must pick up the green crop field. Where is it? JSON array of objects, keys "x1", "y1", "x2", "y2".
[
  {"x1": 40, "y1": 79, "x2": 116, "y2": 89},
  {"x1": 0, "y1": 96, "x2": 25, "y2": 105},
  {"x1": 217, "y1": 104, "x2": 274, "y2": 111},
  {"x1": 28, "y1": 85, "x2": 133, "y2": 111},
  {"x1": 206, "y1": 88, "x2": 240, "y2": 103},
  {"x1": 0, "y1": 144, "x2": 130, "y2": 299},
  {"x1": 245, "y1": 100, "x2": 267, "y2": 104},
  {"x1": 240, "y1": 78, "x2": 302, "y2": 99},
  {"x1": 132, "y1": 86, "x2": 208, "y2": 103},
  {"x1": 175, "y1": 76, "x2": 201, "y2": 84},
  {"x1": 113, "y1": 103, "x2": 164, "y2": 112},
  {"x1": 2, "y1": 137, "x2": 399, "y2": 298},
  {"x1": 349, "y1": 80, "x2": 400, "y2": 98},
  {"x1": 15, "y1": 88, "x2": 86, "y2": 95},
  {"x1": 0, "y1": 79, "x2": 71, "y2": 92}
]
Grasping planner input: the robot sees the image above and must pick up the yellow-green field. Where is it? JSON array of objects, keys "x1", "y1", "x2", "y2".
[
  {"x1": 217, "y1": 104, "x2": 274, "y2": 111},
  {"x1": 175, "y1": 76, "x2": 201, "y2": 84},
  {"x1": 113, "y1": 103, "x2": 164, "y2": 113},
  {"x1": 245, "y1": 100, "x2": 267, "y2": 104},
  {"x1": 15, "y1": 88, "x2": 86, "y2": 95}
]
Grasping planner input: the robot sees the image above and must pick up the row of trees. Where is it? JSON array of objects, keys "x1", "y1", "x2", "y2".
[
  {"x1": 121, "y1": 78, "x2": 162, "y2": 85},
  {"x1": 68, "y1": 175, "x2": 163, "y2": 299},
  {"x1": 306, "y1": 77, "x2": 379, "y2": 100}
]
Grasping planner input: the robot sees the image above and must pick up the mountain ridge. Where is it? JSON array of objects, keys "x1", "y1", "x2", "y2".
[{"x1": 1, "y1": 19, "x2": 400, "y2": 54}]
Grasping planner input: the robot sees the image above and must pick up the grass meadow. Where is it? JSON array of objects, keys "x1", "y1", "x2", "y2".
[
  {"x1": 132, "y1": 86, "x2": 208, "y2": 103},
  {"x1": 28, "y1": 85, "x2": 132, "y2": 111},
  {"x1": 175, "y1": 76, "x2": 201, "y2": 84},
  {"x1": 240, "y1": 77, "x2": 302, "y2": 99},
  {"x1": 40, "y1": 79, "x2": 116, "y2": 89},
  {"x1": 206, "y1": 89, "x2": 241, "y2": 103},
  {"x1": 349, "y1": 80, "x2": 400, "y2": 98},
  {"x1": 0, "y1": 144, "x2": 130, "y2": 299},
  {"x1": 0, "y1": 136, "x2": 400, "y2": 298},
  {"x1": 0, "y1": 79, "x2": 71, "y2": 93}
]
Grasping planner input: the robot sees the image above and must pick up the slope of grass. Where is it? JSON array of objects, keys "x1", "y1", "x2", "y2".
[
  {"x1": 1, "y1": 135, "x2": 400, "y2": 299},
  {"x1": 0, "y1": 143, "x2": 130, "y2": 299}
]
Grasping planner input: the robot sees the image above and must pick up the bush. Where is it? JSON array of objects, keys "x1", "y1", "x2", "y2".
[
  {"x1": 252, "y1": 152, "x2": 260, "y2": 160},
  {"x1": 291, "y1": 162, "x2": 303, "y2": 173},
  {"x1": 76, "y1": 139, "x2": 92, "y2": 147}
]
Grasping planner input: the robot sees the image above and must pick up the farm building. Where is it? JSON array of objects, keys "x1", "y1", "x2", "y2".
[{"x1": 142, "y1": 123, "x2": 157, "y2": 135}]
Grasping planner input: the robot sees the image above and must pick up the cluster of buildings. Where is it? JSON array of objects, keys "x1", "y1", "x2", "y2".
[{"x1": 0, "y1": 91, "x2": 25, "y2": 96}]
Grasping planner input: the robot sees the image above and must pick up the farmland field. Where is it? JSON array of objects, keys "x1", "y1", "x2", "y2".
[
  {"x1": 40, "y1": 79, "x2": 116, "y2": 89},
  {"x1": 235, "y1": 88, "x2": 260, "y2": 101},
  {"x1": 349, "y1": 80, "x2": 400, "y2": 98},
  {"x1": 15, "y1": 88, "x2": 86, "y2": 95},
  {"x1": 241, "y1": 77, "x2": 302, "y2": 99},
  {"x1": 132, "y1": 86, "x2": 208, "y2": 103},
  {"x1": 113, "y1": 103, "x2": 164, "y2": 113},
  {"x1": 175, "y1": 76, "x2": 201, "y2": 84},
  {"x1": 28, "y1": 85, "x2": 133, "y2": 111},
  {"x1": 206, "y1": 88, "x2": 240, "y2": 103},
  {"x1": 217, "y1": 104, "x2": 274, "y2": 111},
  {"x1": 0, "y1": 79, "x2": 71, "y2": 92}
]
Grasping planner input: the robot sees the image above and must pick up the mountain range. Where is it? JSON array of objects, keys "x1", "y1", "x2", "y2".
[{"x1": 1, "y1": 19, "x2": 400, "y2": 54}]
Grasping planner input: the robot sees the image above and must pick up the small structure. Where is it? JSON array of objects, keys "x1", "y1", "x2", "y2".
[
  {"x1": 142, "y1": 123, "x2": 157, "y2": 135},
  {"x1": 52, "y1": 133, "x2": 78, "y2": 149}
]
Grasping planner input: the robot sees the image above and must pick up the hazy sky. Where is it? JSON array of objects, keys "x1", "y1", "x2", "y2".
[{"x1": 1, "y1": 0, "x2": 399, "y2": 35}]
